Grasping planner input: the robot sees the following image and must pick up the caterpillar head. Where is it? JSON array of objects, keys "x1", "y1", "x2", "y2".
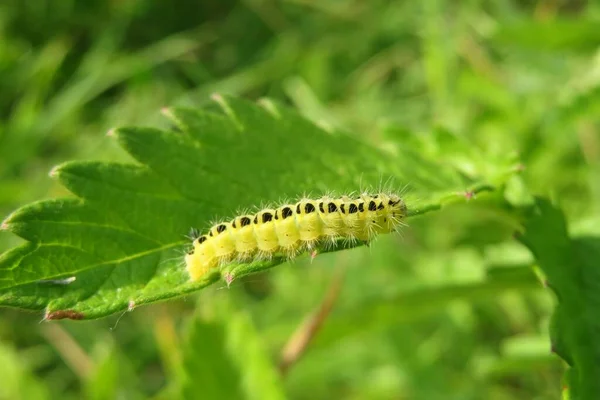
[
  {"x1": 369, "y1": 193, "x2": 407, "y2": 233},
  {"x1": 388, "y1": 194, "x2": 407, "y2": 218}
]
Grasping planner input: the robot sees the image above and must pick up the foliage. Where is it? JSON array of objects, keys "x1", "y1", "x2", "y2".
[
  {"x1": 1, "y1": 1, "x2": 599, "y2": 399},
  {"x1": 517, "y1": 198, "x2": 600, "y2": 398},
  {"x1": 0, "y1": 97, "x2": 514, "y2": 319}
]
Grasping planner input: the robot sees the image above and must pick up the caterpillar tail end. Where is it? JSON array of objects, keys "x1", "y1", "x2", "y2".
[{"x1": 185, "y1": 253, "x2": 213, "y2": 282}]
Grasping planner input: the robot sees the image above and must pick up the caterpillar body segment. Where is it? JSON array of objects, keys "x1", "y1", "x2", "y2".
[
  {"x1": 316, "y1": 197, "x2": 345, "y2": 245},
  {"x1": 253, "y1": 208, "x2": 279, "y2": 258},
  {"x1": 295, "y1": 199, "x2": 323, "y2": 250},
  {"x1": 230, "y1": 214, "x2": 257, "y2": 260},
  {"x1": 209, "y1": 222, "x2": 236, "y2": 264},
  {"x1": 274, "y1": 204, "x2": 302, "y2": 258}
]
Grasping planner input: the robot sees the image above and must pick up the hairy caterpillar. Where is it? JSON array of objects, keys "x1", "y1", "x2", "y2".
[{"x1": 185, "y1": 192, "x2": 407, "y2": 281}]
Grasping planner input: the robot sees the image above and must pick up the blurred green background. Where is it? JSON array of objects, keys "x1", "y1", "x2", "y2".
[{"x1": 1, "y1": 0, "x2": 599, "y2": 399}]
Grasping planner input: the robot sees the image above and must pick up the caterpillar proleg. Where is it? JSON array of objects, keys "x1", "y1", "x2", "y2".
[{"x1": 185, "y1": 192, "x2": 407, "y2": 281}]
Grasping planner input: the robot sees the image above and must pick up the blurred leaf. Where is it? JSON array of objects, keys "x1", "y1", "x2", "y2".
[
  {"x1": 85, "y1": 338, "x2": 144, "y2": 400},
  {"x1": 179, "y1": 312, "x2": 244, "y2": 400},
  {"x1": 517, "y1": 197, "x2": 600, "y2": 399},
  {"x1": 0, "y1": 341, "x2": 50, "y2": 400},
  {"x1": 0, "y1": 97, "x2": 519, "y2": 319},
  {"x1": 85, "y1": 342, "x2": 119, "y2": 400},
  {"x1": 494, "y1": 20, "x2": 600, "y2": 52},
  {"x1": 179, "y1": 301, "x2": 285, "y2": 400},
  {"x1": 309, "y1": 277, "x2": 541, "y2": 349}
]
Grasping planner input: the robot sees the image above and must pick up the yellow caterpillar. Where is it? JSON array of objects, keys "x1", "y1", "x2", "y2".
[{"x1": 184, "y1": 192, "x2": 407, "y2": 281}]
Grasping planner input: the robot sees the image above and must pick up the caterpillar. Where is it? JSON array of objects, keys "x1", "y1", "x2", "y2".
[{"x1": 184, "y1": 192, "x2": 407, "y2": 281}]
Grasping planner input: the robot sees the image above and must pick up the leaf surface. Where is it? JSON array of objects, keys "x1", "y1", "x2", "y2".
[
  {"x1": 0, "y1": 96, "x2": 518, "y2": 319},
  {"x1": 517, "y1": 198, "x2": 600, "y2": 399}
]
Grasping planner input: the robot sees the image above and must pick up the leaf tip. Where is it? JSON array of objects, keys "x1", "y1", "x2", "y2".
[
  {"x1": 210, "y1": 92, "x2": 224, "y2": 102},
  {"x1": 48, "y1": 165, "x2": 61, "y2": 179},
  {"x1": 258, "y1": 98, "x2": 281, "y2": 118},
  {"x1": 223, "y1": 272, "x2": 234, "y2": 287},
  {"x1": 45, "y1": 309, "x2": 85, "y2": 321},
  {"x1": 1, "y1": 208, "x2": 20, "y2": 230},
  {"x1": 210, "y1": 93, "x2": 242, "y2": 130},
  {"x1": 160, "y1": 107, "x2": 174, "y2": 118}
]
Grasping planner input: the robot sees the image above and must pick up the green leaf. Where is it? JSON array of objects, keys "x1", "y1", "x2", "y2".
[
  {"x1": 517, "y1": 197, "x2": 600, "y2": 399},
  {"x1": 289, "y1": 275, "x2": 542, "y2": 350},
  {"x1": 0, "y1": 96, "x2": 519, "y2": 319},
  {"x1": 493, "y1": 20, "x2": 600, "y2": 52},
  {"x1": 0, "y1": 341, "x2": 51, "y2": 400},
  {"x1": 179, "y1": 301, "x2": 285, "y2": 400}
]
